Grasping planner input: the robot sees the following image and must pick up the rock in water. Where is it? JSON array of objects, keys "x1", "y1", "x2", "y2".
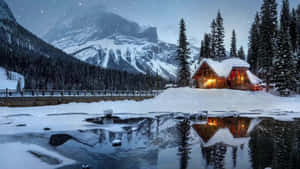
[{"x1": 49, "y1": 134, "x2": 72, "y2": 146}]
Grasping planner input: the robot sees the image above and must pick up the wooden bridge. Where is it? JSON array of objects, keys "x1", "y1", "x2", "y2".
[{"x1": 0, "y1": 89, "x2": 163, "y2": 107}]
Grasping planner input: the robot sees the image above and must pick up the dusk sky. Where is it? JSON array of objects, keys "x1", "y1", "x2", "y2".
[{"x1": 6, "y1": 0, "x2": 300, "y2": 50}]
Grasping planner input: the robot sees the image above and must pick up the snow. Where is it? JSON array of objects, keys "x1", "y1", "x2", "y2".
[
  {"x1": 0, "y1": 67, "x2": 25, "y2": 89},
  {"x1": 204, "y1": 128, "x2": 250, "y2": 147},
  {"x1": 193, "y1": 58, "x2": 250, "y2": 78},
  {"x1": 0, "y1": 142, "x2": 74, "y2": 169},
  {"x1": 247, "y1": 70, "x2": 262, "y2": 84},
  {"x1": 0, "y1": 88, "x2": 300, "y2": 135}
]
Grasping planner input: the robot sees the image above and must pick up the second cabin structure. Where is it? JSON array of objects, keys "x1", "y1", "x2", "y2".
[{"x1": 192, "y1": 58, "x2": 262, "y2": 91}]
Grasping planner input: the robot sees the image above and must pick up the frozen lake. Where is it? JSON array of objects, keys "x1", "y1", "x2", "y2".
[{"x1": 0, "y1": 113, "x2": 299, "y2": 169}]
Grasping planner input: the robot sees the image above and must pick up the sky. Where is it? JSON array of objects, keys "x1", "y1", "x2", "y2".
[{"x1": 6, "y1": 0, "x2": 300, "y2": 50}]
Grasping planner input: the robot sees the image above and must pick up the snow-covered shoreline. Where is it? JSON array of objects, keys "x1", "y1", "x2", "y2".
[
  {"x1": 1, "y1": 88, "x2": 299, "y2": 114},
  {"x1": 0, "y1": 88, "x2": 299, "y2": 135}
]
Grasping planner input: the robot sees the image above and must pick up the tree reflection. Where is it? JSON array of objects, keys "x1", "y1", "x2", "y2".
[
  {"x1": 249, "y1": 119, "x2": 300, "y2": 169},
  {"x1": 176, "y1": 119, "x2": 192, "y2": 169}
]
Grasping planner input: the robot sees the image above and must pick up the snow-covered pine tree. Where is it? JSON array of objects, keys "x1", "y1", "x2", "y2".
[
  {"x1": 210, "y1": 19, "x2": 217, "y2": 59},
  {"x1": 200, "y1": 40, "x2": 204, "y2": 60},
  {"x1": 259, "y1": 0, "x2": 278, "y2": 92},
  {"x1": 290, "y1": 9, "x2": 297, "y2": 53},
  {"x1": 273, "y1": 0, "x2": 297, "y2": 96},
  {"x1": 215, "y1": 11, "x2": 226, "y2": 61},
  {"x1": 230, "y1": 30, "x2": 237, "y2": 57},
  {"x1": 176, "y1": 19, "x2": 191, "y2": 87},
  {"x1": 248, "y1": 13, "x2": 261, "y2": 74},
  {"x1": 238, "y1": 46, "x2": 246, "y2": 60},
  {"x1": 295, "y1": 5, "x2": 300, "y2": 91},
  {"x1": 203, "y1": 33, "x2": 212, "y2": 58},
  {"x1": 297, "y1": 5, "x2": 300, "y2": 54}
]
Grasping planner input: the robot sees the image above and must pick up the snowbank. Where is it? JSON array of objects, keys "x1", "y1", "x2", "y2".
[
  {"x1": 0, "y1": 142, "x2": 74, "y2": 169},
  {"x1": 1, "y1": 88, "x2": 300, "y2": 114},
  {"x1": 0, "y1": 88, "x2": 299, "y2": 135},
  {"x1": 0, "y1": 67, "x2": 24, "y2": 89}
]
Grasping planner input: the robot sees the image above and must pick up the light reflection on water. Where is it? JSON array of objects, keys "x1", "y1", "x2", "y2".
[{"x1": 2, "y1": 114, "x2": 300, "y2": 169}]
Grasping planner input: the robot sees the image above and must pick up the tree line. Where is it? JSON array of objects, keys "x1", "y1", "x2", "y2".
[
  {"x1": 0, "y1": 21, "x2": 165, "y2": 90},
  {"x1": 248, "y1": 0, "x2": 300, "y2": 96}
]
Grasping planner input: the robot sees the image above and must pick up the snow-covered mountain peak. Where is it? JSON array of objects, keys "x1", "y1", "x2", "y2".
[
  {"x1": 0, "y1": 0, "x2": 15, "y2": 22},
  {"x1": 45, "y1": 8, "x2": 158, "y2": 43},
  {"x1": 45, "y1": 8, "x2": 199, "y2": 80}
]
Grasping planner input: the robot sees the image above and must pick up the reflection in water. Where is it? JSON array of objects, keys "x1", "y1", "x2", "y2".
[
  {"x1": 249, "y1": 119, "x2": 300, "y2": 169},
  {"x1": 3, "y1": 115, "x2": 300, "y2": 169},
  {"x1": 193, "y1": 117, "x2": 251, "y2": 169},
  {"x1": 176, "y1": 119, "x2": 191, "y2": 169}
]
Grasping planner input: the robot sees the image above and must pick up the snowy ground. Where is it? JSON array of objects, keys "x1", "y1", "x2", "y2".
[
  {"x1": 0, "y1": 88, "x2": 300, "y2": 135},
  {"x1": 0, "y1": 67, "x2": 24, "y2": 90}
]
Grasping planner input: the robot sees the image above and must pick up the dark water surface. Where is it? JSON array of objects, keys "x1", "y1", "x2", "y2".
[{"x1": 2, "y1": 114, "x2": 300, "y2": 169}]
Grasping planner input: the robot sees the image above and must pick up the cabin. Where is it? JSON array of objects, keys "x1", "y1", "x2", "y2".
[{"x1": 192, "y1": 58, "x2": 262, "y2": 91}]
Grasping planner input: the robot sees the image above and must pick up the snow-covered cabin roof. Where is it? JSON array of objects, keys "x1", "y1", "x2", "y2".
[
  {"x1": 193, "y1": 58, "x2": 250, "y2": 78},
  {"x1": 246, "y1": 70, "x2": 262, "y2": 85}
]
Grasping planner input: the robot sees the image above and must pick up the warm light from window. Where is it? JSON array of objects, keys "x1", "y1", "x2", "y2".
[{"x1": 204, "y1": 79, "x2": 216, "y2": 87}]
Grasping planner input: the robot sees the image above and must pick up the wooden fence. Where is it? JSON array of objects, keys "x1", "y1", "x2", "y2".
[{"x1": 0, "y1": 89, "x2": 163, "y2": 98}]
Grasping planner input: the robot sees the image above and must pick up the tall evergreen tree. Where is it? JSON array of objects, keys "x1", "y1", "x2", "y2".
[
  {"x1": 176, "y1": 19, "x2": 191, "y2": 87},
  {"x1": 215, "y1": 11, "x2": 226, "y2": 60},
  {"x1": 297, "y1": 5, "x2": 300, "y2": 54},
  {"x1": 200, "y1": 40, "x2": 204, "y2": 59},
  {"x1": 210, "y1": 19, "x2": 217, "y2": 59},
  {"x1": 203, "y1": 33, "x2": 212, "y2": 58},
  {"x1": 238, "y1": 46, "x2": 246, "y2": 60},
  {"x1": 230, "y1": 30, "x2": 237, "y2": 57},
  {"x1": 259, "y1": 0, "x2": 278, "y2": 91},
  {"x1": 296, "y1": 5, "x2": 300, "y2": 87},
  {"x1": 290, "y1": 9, "x2": 297, "y2": 53},
  {"x1": 248, "y1": 13, "x2": 261, "y2": 74},
  {"x1": 273, "y1": 0, "x2": 297, "y2": 96}
]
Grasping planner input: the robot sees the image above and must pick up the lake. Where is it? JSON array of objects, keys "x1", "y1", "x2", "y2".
[{"x1": 0, "y1": 113, "x2": 299, "y2": 169}]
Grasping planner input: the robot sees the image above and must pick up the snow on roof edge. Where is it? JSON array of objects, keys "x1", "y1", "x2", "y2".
[{"x1": 192, "y1": 58, "x2": 250, "y2": 78}]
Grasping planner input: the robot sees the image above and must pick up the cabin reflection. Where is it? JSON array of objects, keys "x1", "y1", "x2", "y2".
[{"x1": 193, "y1": 117, "x2": 251, "y2": 143}]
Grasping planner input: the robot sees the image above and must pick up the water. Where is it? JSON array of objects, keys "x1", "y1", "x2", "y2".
[{"x1": 1, "y1": 114, "x2": 300, "y2": 169}]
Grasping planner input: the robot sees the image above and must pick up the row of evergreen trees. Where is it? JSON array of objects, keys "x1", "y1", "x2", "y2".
[
  {"x1": 199, "y1": 12, "x2": 246, "y2": 61},
  {"x1": 177, "y1": 0, "x2": 300, "y2": 96},
  {"x1": 0, "y1": 42, "x2": 165, "y2": 91},
  {"x1": 248, "y1": 0, "x2": 300, "y2": 96}
]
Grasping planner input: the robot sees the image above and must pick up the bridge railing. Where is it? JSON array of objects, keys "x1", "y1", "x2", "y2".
[{"x1": 0, "y1": 89, "x2": 163, "y2": 98}]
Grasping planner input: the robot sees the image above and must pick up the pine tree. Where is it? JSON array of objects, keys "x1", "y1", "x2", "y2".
[
  {"x1": 238, "y1": 46, "x2": 246, "y2": 60},
  {"x1": 177, "y1": 19, "x2": 191, "y2": 87},
  {"x1": 296, "y1": 5, "x2": 300, "y2": 88},
  {"x1": 230, "y1": 30, "x2": 237, "y2": 57},
  {"x1": 259, "y1": 0, "x2": 278, "y2": 92},
  {"x1": 215, "y1": 11, "x2": 226, "y2": 60},
  {"x1": 290, "y1": 9, "x2": 297, "y2": 53},
  {"x1": 248, "y1": 13, "x2": 261, "y2": 74},
  {"x1": 203, "y1": 33, "x2": 212, "y2": 58},
  {"x1": 200, "y1": 40, "x2": 204, "y2": 59},
  {"x1": 297, "y1": 5, "x2": 300, "y2": 54},
  {"x1": 273, "y1": 0, "x2": 297, "y2": 96},
  {"x1": 210, "y1": 19, "x2": 217, "y2": 59}
]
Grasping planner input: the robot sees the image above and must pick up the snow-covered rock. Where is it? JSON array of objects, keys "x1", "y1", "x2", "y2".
[
  {"x1": 0, "y1": 67, "x2": 24, "y2": 89},
  {"x1": 45, "y1": 8, "x2": 199, "y2": 79}
]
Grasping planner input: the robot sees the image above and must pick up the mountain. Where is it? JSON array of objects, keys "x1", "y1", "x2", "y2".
[
  {"x1": 0, "y1": 0, "x2": 14, "y2": 21},
  {"x1": 45, "y1": 8, "x2": 199, "y2": 79},
  {"x1": 0, "y1": 0, "x2": 165, "y2": 90}
]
